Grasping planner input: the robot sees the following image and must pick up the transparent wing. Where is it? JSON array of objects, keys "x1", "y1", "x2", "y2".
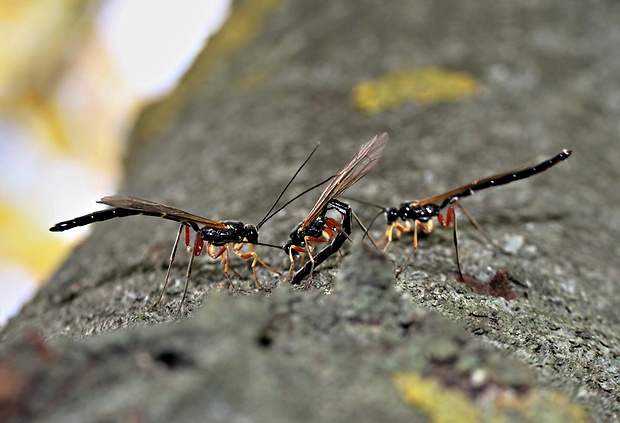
[
  {"x1": 98, "y1": 195, "x2": 231, "y2": 229},
  {"x1": 299, "y1": 133, "x2": 389, "y2": 230}
]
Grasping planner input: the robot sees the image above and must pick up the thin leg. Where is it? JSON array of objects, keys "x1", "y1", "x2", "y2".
[
  {"x1": 233, "y1": 243, "x2": 280, "y2": 274},
  {"x1": 396, "y1": 220, "x2": 433, "y2": 277},
  {"x1": 301, "y1": 238, "x2": 319, "y2": 289},
  {"x1": 234, "y1": 243, "x2": 278, "y2": 291},
  {"x1": 396, "y1": 223, "x2": 417, "y2": 277},
  {"x1": 285, "y1": 245, "x2": 306, "y2": 283},
  {"x1": 211, "y1": 245, "x2": 239, "y2": 291},
  {"x1": 382, "y1": 225, "x2": 394, "y2": 252},
  {"x1": 223, "y1": 268, "x2": 239, "y2": 292},
  {"x1": 287, "y1": 235, "x2": 328, "y2": 287},
  {"x1": 438, "y1": 206, "x2": 465, "y2": 280},
  {"x1": 250, "y1": 264, "x2": 266, "y2": 291},
  {"x1": 153, "y1": 223, "x2": 184, "y2": 308},
  {"x1": 177, "y1": 233, "x2": 201, "y2": 316},
  {"x1": 285, "y1": 254, "x2": 295, "y2": 283},
  {"x1": 450, "y1": 206, "x2": 465, "y2": 281},
  {"x1": 225, "y1": 262, "x2": 244, "y2": 282},
  {"x1": 458, "y1": 204, "x2": 508, "y2": 254}
]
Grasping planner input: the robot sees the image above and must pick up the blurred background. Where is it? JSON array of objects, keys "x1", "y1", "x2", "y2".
[{"x1": 0, "y1": 0, "x2": 231, "y2": 325}]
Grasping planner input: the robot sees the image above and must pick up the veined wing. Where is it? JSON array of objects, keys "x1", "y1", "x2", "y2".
[
  {"x1": 299, "y1": 133, "x2": 388, "y2": 231},
  {"x1": 98, "y1": 195, "x2": 231, "y2": 229}
]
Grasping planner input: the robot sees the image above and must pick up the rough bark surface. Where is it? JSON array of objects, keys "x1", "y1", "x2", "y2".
[{"x1": 2, "y1": 1, "x2": 619, "y2": 422}]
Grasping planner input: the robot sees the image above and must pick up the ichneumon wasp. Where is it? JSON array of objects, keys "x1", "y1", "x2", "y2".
[
  {"x1": 362, "y1": 149, "x2": 572, "y2": 279},
  {"x1": 282, "y1": 133, "x2": 389, "y2": 285},
  {"x1": 50, "y1": 144, "x2": 325, "y2": 311}
]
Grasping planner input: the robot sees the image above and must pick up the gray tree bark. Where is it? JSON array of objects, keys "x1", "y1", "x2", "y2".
[{"x1": 2, "y1": 1, "x2": 619, "y2": 422}]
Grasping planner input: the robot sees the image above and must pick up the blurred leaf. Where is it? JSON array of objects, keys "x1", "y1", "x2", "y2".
[
  {"x1": 0, "y1": 0, "x2": 97, "y2": 102},
  {"x1": 0, "y1": 196, "x2": 71, "y2": 283}
]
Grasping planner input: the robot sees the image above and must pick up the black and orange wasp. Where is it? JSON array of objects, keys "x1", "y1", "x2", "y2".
[
  {"x1": 282, "y1": 133, "x2": 389, "y2": 284},
  {"x1": 364, "y1": 149, "x2": 572, "y2": 278},
  {"x1": 49, "y1": 144, "x2": 326, "y2": 311}
]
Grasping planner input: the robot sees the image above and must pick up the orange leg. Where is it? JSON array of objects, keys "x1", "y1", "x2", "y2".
[
  {"x1": 285, "y1": 245, "x2": 307, "y2": 283},
  {"x1": 284, "y1": 231, "x2": 334, "y2": 284},
  {"x1": 184, "y1": 225, "x2": 204, "y2": 255},
  {"x1": 326, "y1": 218, "x2": 351, "y2": 244},
  {"x1": 295, "y1": 236, "x2": 327, "y2": 270},
  {"x1": 301, "y1": 230, "x2": 344, "y2": 287},
  {"x1": 285, "y1": 216, "x2": 346, "y2": 284},
  {"x1": 437, "y1": 205, "x2": 455, "y2": 227},
  {"x1": 396, "y1": 219, "x2": 434, "y2": 276},
  {"x1": 232, "y1": 242, "x2": 278, "y2": 291},
  {"x1": 285, "y1": 241, "x2": 322, "y2": 283},
  {"x1": 184, "y1": 225, "x2": 191, "y2": 248},
  {"x1": 300, "y1": 237, "x2": 320, "y2": 287},
  {"x1": 382, "y1": 220, "x2": 412, "y2": 252},
  {"x1": 206, "y1": 243, "x2": 240, "y2": 291},
  {"x1": 413, "y1": 219, "x2": 434, "y2": 248}
]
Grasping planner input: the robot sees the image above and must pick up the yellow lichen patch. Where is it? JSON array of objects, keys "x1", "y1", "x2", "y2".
[
  {"x1": 393, "y1": 373, "x2": 481, "y2": 423},
  {"x1": 392, "y1": 372, "x2": 591, "y2": 423},
  {"x1": 353, "y1": 67, "x2": 479, "y2": 114}
]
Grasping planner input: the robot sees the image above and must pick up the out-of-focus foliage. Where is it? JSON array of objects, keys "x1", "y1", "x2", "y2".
[
  {"x1": 0, "y1": 0, "x2": 232, "y2": 326},
  {"x1": 0, "y1": 1, "x2": 94, "y2": 103},
  {"x1": 0, "y1": 203, "x2": 67, "y2": 280},
  {"x1": 0, "y1": 0, "x2": 128, "y2": 324}
]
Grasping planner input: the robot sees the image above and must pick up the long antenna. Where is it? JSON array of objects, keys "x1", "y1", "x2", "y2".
[
  {"x1": 362, "y1": 210, "x2": 386, "y2": 241},
  {"x1": 342, "y1": 196, "x2": 387, "y2": 241},
  {"x1": 257, "y1": 174, "x2": 336, "y2": 229},
  {"x1": 351, "y1": 210, "x2": 381, "y2": 251},
  {"x1": 256, "y1": 143, "x2": 320, "y2": 229},
  {"x1": 343, "y1": 196, "x2": 387, "y2": 212},
  {"x1": 255, "y1": 241, "x2": 284, "y2": 250}
]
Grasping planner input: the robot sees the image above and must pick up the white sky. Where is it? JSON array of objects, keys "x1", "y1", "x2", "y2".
[{"x1": 99, "y1": 0, "x2": 231, "y2": 97}]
